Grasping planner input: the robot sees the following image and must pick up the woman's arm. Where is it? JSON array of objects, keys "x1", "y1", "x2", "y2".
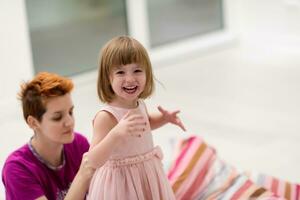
[
  {"x1": 64, "y1": 153, "x2": 95, "y2": 200},
  {"x1": 34, "y1": 153, "x2": 94, "y2": 200}
]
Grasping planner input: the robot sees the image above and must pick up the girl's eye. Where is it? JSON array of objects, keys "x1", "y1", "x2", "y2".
[
  {"x1": 116, "y1": 71, "x2": 124, "y2": 75},
  {"x1": 69, "y1": 110, "x2": 73, "y2": 116},
  {"x1": 134, "y1": 69, "x2": 143, "y2": 73}
]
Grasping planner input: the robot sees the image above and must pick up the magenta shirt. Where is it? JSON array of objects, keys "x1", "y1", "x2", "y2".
[{"x1": 2, "y1": 133, "x2": 89, "y2": 200}]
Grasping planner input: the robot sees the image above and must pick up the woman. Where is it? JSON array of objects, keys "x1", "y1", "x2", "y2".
[{"x1": 2, "y1": 72, "x2": 120, "y2": 200}]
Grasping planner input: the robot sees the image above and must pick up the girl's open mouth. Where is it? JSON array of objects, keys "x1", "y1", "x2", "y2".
[{"x1": 123, "y1": 86, "x2": 138, "y2": 94}]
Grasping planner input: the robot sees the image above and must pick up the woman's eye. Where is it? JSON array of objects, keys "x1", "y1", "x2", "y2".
[
  {"x1": 52, "y1": 116, "x2": 62, "y2": 121},
  {"x1": 69, "y1": 110, "x2": 73, "y2": 116}
]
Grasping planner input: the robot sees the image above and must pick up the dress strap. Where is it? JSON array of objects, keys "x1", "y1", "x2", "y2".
[{"x1": 92, "y1": 106, "x2": 123, "y2": 127}]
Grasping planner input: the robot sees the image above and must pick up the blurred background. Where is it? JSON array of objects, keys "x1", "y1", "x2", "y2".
[{"x1": 1, "y1": 0, "x2": 300, "y2": 198}]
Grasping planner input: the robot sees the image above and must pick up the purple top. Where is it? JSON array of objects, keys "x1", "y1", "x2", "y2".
[{"x1": 2, "y1": 133, "x2": 89, "y2": 200}]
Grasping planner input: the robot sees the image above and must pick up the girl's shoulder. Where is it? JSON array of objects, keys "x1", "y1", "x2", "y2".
[
  {"x1": 92, "y1": 104, "x2": 118, "y2": 124},
  {"x1": 93, "y1": 109, "x2": 118, "y2": 127}
]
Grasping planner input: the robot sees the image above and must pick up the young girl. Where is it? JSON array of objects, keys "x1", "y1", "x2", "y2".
[{"x1": 86, "y1": 36, "x2": 186, "y2": 199}]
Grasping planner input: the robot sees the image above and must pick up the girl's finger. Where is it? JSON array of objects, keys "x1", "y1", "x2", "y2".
[
  {"x1": 178, "y1": 122, "x2": 186, "y2": 132},
  {"x1": 127, "y1": 123, "x2": 146, "y2": 135},
  {"x1": 172, "y1": 110, "x2": 180, "y2": 115},
  {"x1": 127, "y1": 114, "x2": 145, "y2": 122},
  {"x1": 174, "y1": 118, "x2": 186, "y2": 131},
  {"x1": 157, "y1": 106, "x2": 166, "y2": 114},
  {"x1": 122, "y1": 111, "x2": 131, "y2": 120}
]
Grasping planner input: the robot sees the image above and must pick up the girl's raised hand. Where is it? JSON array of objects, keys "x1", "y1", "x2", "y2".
[
  {"x1": 157, "y1": 106, "x2": 186, "y2": 132},
  {"x1": 115, "y1": 110, "x2": 147, "y2": 138}
]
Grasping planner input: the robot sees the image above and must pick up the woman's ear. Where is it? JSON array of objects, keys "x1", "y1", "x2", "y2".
[{"x1": 27, "y1": 115, "x2": 39, "y2": 130}]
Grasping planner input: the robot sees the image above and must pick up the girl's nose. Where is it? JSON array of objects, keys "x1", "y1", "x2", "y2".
[{"x1": 125, "y1": 74, "x2": 135, "y2": 82}]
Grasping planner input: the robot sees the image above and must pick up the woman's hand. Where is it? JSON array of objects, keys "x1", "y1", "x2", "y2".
[
  {"x1": 157, "y1": 106, "x2": 186, "y2": 131},
  {"x1": 64, "y1": 152, "x2": 96, "y2": 200},
  {"x1": 78, "y1": 152, "x2": 96, "y2": 181}
]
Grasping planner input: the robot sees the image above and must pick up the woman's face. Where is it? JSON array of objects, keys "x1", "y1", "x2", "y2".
[{"x1": 35, "y1": 93, "x2": 75, "y2": 145}]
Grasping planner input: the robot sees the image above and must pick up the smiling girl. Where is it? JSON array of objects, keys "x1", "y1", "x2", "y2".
[{"x1": 87, "y1": 36, "x2": 186, "y2": 200}]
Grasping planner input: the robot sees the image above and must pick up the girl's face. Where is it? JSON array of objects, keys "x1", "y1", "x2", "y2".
[
  {"x1": 35, "y1": 93, "x2": 75, "y2": 145},
  {"x1": 110, "y1": 63, "x2": 146, "y2": 106}
]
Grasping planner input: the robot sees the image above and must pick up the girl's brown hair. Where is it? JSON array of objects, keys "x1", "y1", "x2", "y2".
[
  {"x1": 97, "y1": 36, "x2": 154, "y2": 103},
  {"x1": 18, "y1": 72, "x2": 74, "y2": 122}
]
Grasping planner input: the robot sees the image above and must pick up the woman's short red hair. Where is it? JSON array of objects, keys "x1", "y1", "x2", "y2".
[{"x1": 18, "y1": 72, "x2": 74, "y2": 122}]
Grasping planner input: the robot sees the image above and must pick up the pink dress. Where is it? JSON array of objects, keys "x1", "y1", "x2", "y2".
[{"x1": 87, "y1": 100, "x2": 175, "y2": 200}]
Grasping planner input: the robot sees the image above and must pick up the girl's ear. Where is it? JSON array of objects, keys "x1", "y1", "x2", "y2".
[
  {"x1": 27, "y1": 115, "x2": 40, "y2": 130},
  {"x1": 109, "y1": 75, "x2": 113, "y2": 83}
]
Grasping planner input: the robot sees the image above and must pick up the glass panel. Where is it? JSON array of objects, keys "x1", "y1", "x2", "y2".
[
  {"x1": 25, "y1": 0, "x2": 127, "y2": 76},
  {"x1": 147, "y1": 0, "x2": 223, "y2": 47}
]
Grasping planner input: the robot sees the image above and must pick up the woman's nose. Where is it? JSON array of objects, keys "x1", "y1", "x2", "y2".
[{"x1": 64, "y1": 115, "x2": 74, "y2": 127}]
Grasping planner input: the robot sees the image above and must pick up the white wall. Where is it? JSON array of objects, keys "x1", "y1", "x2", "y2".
[
  {"x1": 0, "y1": 1, "x2": 33, "y2": 198},
  {"x1": 1, "y1": 0, "x2": 300, "y2": 198},
  {"x1": 209, "y1": 0, "x2": 300, "y2": 181},
  {"x1": 233, "y1": 0, "x2": 300, "y2": 41},
  {"x1": 0, "y1": 0, "x2": 33, "y2": 117}
]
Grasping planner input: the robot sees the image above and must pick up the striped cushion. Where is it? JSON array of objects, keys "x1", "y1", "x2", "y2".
[
  {"x1": 167, "y1": 136, "x2": 298, "y2": 200},
  {"x1": 248, "y1": 172, "x2": 300, "y2": 200}
]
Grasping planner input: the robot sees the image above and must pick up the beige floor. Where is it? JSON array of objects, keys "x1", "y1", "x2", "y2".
[
  {"x1": 71, "y1": 37, "x2": 300, "y2": 184},
  {"x1": 1, "y1": 36, "x2": 300, "y2": 198}
]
